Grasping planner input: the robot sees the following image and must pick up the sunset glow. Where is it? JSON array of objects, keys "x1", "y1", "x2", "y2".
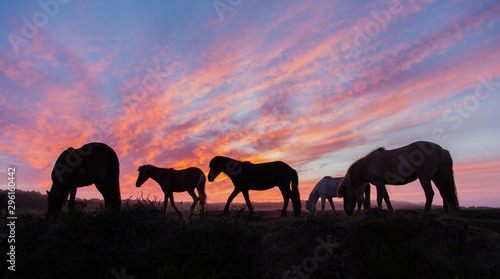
[{"x1": 1, "y1": 0, "x2": 499, "y2": 208}]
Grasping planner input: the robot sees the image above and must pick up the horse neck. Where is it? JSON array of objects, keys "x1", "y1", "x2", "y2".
[
  {"x1": 351, "y1": 159, "x2": 368, "y2": 186},
  {"x1": 218, "y1": 157, "x2": 239, "y2": 175},
  {"x1": 307, "y1": 186, "x2": 320, "y2": 204},
  {"x1": 219, "y1": 156, "x2": 234, "y2": 164},
  {"x1": 146, "y1": 166, "x2": 169, "y2": 184}
]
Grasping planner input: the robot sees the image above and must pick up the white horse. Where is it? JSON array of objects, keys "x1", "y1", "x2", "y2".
[{"x1": 305, "y1": 176, "x2": 370, "y2": 215}]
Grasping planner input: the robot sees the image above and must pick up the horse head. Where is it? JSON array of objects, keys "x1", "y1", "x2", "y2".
[
  {"x1": 305, "y1": 200, "x2": 317, "y2": 216},
  {"x1": 46, "y1": 185, "x2": 69, "y2": 215},
  {"x1": 136, "y1": 165, "x2": 150, "y2": 187},
  {"x1": 338, "y1": 174, "x2": 357, "y2": 215},
  {"x1": 208, "y1": 157, "x2": 224, "y2": 182}
]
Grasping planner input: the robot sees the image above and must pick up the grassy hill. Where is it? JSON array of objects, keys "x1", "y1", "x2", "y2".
[{"x1": 1, "y1": 196, "x2": 499, "y2": 279}]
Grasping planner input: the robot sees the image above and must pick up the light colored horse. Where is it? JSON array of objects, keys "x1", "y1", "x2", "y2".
[{"x1": 305, "y1": 176, "x2": 370, "y2": 215}]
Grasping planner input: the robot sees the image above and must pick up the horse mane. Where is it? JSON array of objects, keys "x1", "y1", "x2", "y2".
[
  {"x1": 138, "y1": 164, "x2": 154, "y2": 172},
  {"x1": 235, "y1": 157, "x2": 251, "y2": 164},
  {"x1": 241, "y1": 160, "x2": 252, "y2": 167},
  {"x1": 368, "y1": 147, "x2": 385, "y2": 155},
  {"x1": 218, "y1": 156, "x2": 252, "y2": 165},
  {"x1": 347, "y1": 147, "x2": 385, "y2": 174}
]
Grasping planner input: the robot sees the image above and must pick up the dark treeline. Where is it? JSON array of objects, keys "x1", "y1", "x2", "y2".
[
  {"x1": 0, "y1": 189, "x2": 47, "y2": 213},
  {"x1": 0, "y1": 189, "x2": 297, "y2": 214},
  {"x1": 0, "y1": 189, "x2": 108, "y2": 213}
]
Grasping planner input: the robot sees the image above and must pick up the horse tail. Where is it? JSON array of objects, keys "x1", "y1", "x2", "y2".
[
  {"x1": 104, "y1": 147, "x2": 121, "y2": 210},
  {"x1": 440, "y1": 149, "x2": 459, "y2": 215},
  {"x1": 196, "y1": 172, "x2": 207, "y2": 214},
  {"x1": 290, "y1": 169, "x2": 301, "y2": 216}
]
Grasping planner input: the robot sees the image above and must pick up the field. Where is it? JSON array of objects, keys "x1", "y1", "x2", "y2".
[{"x1": 1, "y1": 193, "x2": 500, "y2": 279}]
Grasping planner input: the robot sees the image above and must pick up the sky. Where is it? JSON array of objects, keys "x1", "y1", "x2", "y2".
[{"x1": 0, "y1": 0, "x2": 499, "y2": 208}]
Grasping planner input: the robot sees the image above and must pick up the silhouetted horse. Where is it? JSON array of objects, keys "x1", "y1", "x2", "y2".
[
  {"x1": 136, "y1": 165, "x2": 207, "y2": 217},
  {"x1": 208, "y1": 156, "x2": 301, "y2": 216},
  {"x1": 305, "y1": 176, "x2": 370, "y2": 215},
  {"x1": 337, "y1": 141, "x2": 459, "y2": 215},
  {"x1": 47, "y1": 142, "x2": 121, "y2": 214}
]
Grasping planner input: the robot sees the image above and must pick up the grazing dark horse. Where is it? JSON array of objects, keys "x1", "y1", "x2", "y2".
[
  {"x1": 305, "y1": 176, "x2": 370, "y2": 215},
  {"x1": 47, "y1": 142, "x2": 121, "y2": 214},
  {"x1": 208, "y1": 156, "x2": 301, "y2": 216},
  {"x1": 135, "y1": 165, "x2": 207, "y2": 217},
  {"x1": 337, "y1": 141, "x2": 459, "y2": 215}
]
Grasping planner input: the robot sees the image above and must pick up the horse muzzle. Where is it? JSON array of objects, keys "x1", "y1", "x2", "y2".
[{"x1": 207, "y1": 170, "x2": 219, "y2": 182}]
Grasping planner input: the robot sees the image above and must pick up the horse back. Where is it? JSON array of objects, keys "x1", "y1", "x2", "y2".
[
  {"x1": 319, "y1": 177, "x2": 343, "y2": 197},
  {"x1": 235, "y1": 161, "x2": 296, "y2": 189},
  {"x1": 366, "y1": 141, "x2": 444, "y2": 185},
  {"x1": 169, "y1": 167, "x2": 204, "y2": 192},
  {"x1": 51, "y1": 142, "x2": 118, "y2": 188}
]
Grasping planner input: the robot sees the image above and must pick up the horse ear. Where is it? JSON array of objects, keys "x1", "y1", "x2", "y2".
[{"x1": 46, "y1": 190, "x2": 51, "y2": 196}]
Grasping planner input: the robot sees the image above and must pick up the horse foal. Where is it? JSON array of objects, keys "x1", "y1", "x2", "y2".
[{"x1": 136, "y1": 165, "x2": 207, "y2": 217}]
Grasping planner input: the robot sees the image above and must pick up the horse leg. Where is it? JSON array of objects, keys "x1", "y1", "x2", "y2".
[
  {"x1": 242, "y1": 190, "x2": 254, "y2": 215},
  {"x1": 376, "y1": 186, "x2": 383, "y2": 209},
  {"x1": 419, "y1": 178, "x2": 434, "y2": 213},
  {"x1": 320, "y1": 197, "x2": 326, "y2": 215},
  {"x1": 328, "y1": 197, "x2": 336, "y2": 215},
  {"x1": 187, "y1": 189, "x2": 199, "y2": 218},
  {"x1": 377, "y1": 184, "x2": 394, "y2": 214},
  {"x1": 356, "y1": 190, "x2": 365, "y2": 214},
  {"x1": 364, "y1": 183, "x2": 371, "y2": 212},
  {"x1": 431, "y1": 176, "x2": 450, "y2": 213},
  {"x1": 278, "y1": 186, "x2": 290, "y2": 217},
  {"x1": 163, "y1": 193, "x2": 168, "y2": 215},
  {"x1": 68, "y1": 188, "x2": 77, "y2": 211},
  {"x1": 223, "y1": 188, "x2": 241, "y2": 215},
  {"x1": 95, "y1": 181, "x2": 119, "y2": 211},
  {"x1": 168, "y1": 193, "x2": 182, "y2": 217}
]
